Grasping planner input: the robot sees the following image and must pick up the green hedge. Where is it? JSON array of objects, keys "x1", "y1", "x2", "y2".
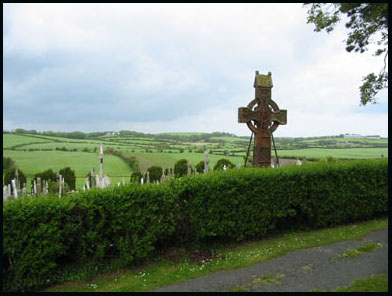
[{"x1": 3, "y1": 159, "x2": 388, "y2": 291}]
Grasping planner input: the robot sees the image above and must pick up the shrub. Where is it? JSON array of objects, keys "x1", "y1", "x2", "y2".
[
  {"x1": 195, "y1": 160, "x2": 209, "y2": 173},
  {"x1": 3, "y1": 184, "x2": 176, "y2": 292},
  {"x1": 59, "y1": 167, "x2": 76, "y2": 191},
  {"x1": 2, "y1": 159, "x2": 388, "y2": 292},
  {"x1": 3, "y1": 156, "x2": 15, "y2": 171},
  {"x1": 174, "y1": 159, "x2": 188, "y2": 178},
  {"x1": 146, "y1": 166, "x2": 163, "y2": 183},
  {"x1": 130, "y1": 171, "x2": 143, "y2": 183},
  {"x1": 213, "y1": 158, "x2": 235, "y2": 171}
]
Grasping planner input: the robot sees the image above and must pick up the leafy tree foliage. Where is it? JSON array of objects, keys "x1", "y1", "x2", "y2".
[
  {"x1": 195, "y1": 160, "x2": 209, "y2": 173},
  {"x1": 174, "y1": 159, "x2": 188, "y2": 177},
  {"x1": 3, "y1": 157, "x2": 15, "y2": 171},
  {"x1": 130, "y1": 171, "x2": 143, "y2": 183},
  {"x1": 213, "y1": 159, "x2": 235, "y2": 171},
  {"x1": 4, "y1": 167, "x2": 27, "y2": 193},
  {"x1": 304, "y1": 3, "x2": 388, "y2": 105},
  {"x1": 146, "y1": 166, "x2": 163, "y2": 183},
  {"x1": 33, "y1": 169, "x2": 57, "y2": 189},
  {"x1": 59, "y1": 167, "x2": 76, "y2": 191}
]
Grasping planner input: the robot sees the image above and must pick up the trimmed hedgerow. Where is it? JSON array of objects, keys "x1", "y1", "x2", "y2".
[
  {"x1": 3, "y1": 159, "x2": 388, "y2": 291},
  {"x1": 168, "y1": 159, "x2": 387, "y2": 244},
  {"x1": 3, "y1": 184, "x2": 176, "y2": 292}
]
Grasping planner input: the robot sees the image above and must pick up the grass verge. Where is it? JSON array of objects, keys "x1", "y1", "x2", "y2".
[
  {"x1": 311, "y1": 273, "x2": 388, "y2": 292},
  {"x1": 40, "y1": 217, "x2": 387, "y2": 292},
  {"x1": 336, "y1": 242, "x2": 383, "y2": 259}
]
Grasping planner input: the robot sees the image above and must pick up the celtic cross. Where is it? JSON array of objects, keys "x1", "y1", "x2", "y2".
[{"x1": 238, "y1": 71, "x2": 287, "y2": 167}]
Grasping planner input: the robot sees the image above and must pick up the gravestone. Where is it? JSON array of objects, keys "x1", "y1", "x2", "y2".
[
  {"x1": 96, "y1": 175, "x2": 100, "y2": 189},
  {"x1": 85, "y1": 177, "x2": 90, "y2": 190},
  {"x1": 187, "y1": 161, "x2": 192, "y2": 175},
  {"x1": 33, "y1": 180, "x2": 37, "y2": 196},
  {"x1": 204, "y1": 152, "x2": 210, "y2": 173},
  {"x1": 146, "y1": 172, "x2": 150, "y2": 183},
  {"x1": 238, "y1": 71, "x2": 287, "y2": 167},
  {"x1": 11, "y1": 179, "x2": 18, "y2": 198},
  {"x1": 3, "y1": 186, "x2": 8, "y2": 200},
  {"x1": 91, "y1": 168, "x2": 96, "y2": 188},
  {"x1": 296, "y1": 158, "x2": 302, "y2": 166},
  {"x1": 8, "y1": 184, "x2": 12, "y2": 197},
  {"x1": 22, "y1": 183, "x2": 27, "y2": 195},
  {"x1": 37, "y1": 177, "x2": 41, "y2": 195},
  {"x1": 58, "y1": 174, "x2": 62, "y2": 197},
  {"x1": 141, "y1": 177, "x2": 144, "y2": 185},
  {"x1": 223, "y1": 164, "x2": 227, "y2": 171},
  {"x1": 122, "y1": 178, "x2": 126, "y2": 186}
]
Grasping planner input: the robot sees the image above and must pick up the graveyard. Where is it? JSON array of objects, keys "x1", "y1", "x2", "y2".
[{"x1": 2, "y1": 71, "x2": 388, "y2": 292}]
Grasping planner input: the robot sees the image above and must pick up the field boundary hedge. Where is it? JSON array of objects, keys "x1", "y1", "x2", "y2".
[{"x1": 3, "y1": 159, "x2": 388, "y2": 292}]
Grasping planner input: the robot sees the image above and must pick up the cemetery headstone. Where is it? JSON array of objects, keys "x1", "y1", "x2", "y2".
[
  {"x1": 146, "y1": 172, "x2": 150, "y2": 183},
  {"x1": 37, "y1": 177, "x2": 41, "y2": 195},
  {"x1": 204, "y1": 152, "x2": 209, "y2": 173},
  {"x1": 33, "y1": 180, "x2": 37, "y2": 196},
  {"x1": 58, "y1": 174, "x2": 62, "y2": 197},
  {"x1": 8, "y1": 184, "x2": 12, "y2": 197},
  {"x1": 11, "y1": 179, "x2": 18, "y2": 198},
  {"x1": 3, "y1": 186, "x2": 8, "y2": 200},
  {"x1": 91, "y1": 168, "x2": 96, "y2": 188},
  {"x1": 223, "y1": 164, "x2": 227, "y2": 171},
  {"x1": 22, "y1": 183, "x2": 27, "y2": 195},
  {"x1": 238, "y1": 71, "x2": 287, "y2": 167},
  {"x1": 141, "y1": 177, "x2": 144, "y2": 185},
  {"x1": 296, "y1": 158, "x2": 302, "y2": 166},
  {"x1": 187, "y1": 160, "x2": 192, "y2": 175}
]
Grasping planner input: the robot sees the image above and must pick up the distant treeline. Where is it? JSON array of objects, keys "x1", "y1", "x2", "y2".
[{"x1": 4, "y1": 129, "x2": 237, "y2": 142}]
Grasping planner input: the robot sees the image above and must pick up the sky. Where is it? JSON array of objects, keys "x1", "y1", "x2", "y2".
[{"x1": 3, "y1": 3, "x2": 388, "y2": 137}]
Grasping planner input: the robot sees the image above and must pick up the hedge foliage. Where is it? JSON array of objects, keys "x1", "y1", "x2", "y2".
[{"x1": 3, "y1": 159, "x2": 388, "y2": 292}]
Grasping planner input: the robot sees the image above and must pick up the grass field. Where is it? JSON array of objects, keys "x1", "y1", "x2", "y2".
[
  {"x1": 3, "y1": 133, "x2": 388, "y2": 191},
  {"x1": 278, "y1": 148, "x2": 387, "y2": 159},
  {"x1": 3, "y1": 150, "x2": 132, "y2": 190},
  {"x1": 3, "y1": 133, "x2": 55, "y2": 148}
]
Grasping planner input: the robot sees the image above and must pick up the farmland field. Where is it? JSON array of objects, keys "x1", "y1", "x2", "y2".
[
  {"x1": 3, "y1": 150, "x2": 131, "y2": 190},
  {"x1": 3, "y1": 132, "x2": 388, "y2": 192},
  {"x1": 278, "y1": 148, "x2": 388, "y2": 159}
]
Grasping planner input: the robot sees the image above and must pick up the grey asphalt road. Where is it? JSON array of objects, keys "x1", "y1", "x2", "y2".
[{"x1": 151, "y1": 228, "x2": 388, "y2": 292}]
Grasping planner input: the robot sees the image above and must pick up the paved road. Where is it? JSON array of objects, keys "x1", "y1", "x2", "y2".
[{"x1": 152, "y1": 229, "x2": 388, "y2": 292}]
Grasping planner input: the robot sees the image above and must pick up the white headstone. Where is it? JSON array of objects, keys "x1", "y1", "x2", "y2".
[
  {"x1": 223, "y1": 165, "x2": 227, "y2": 171},
  {"x1": 141, "y1": 177, "x2": 144, "y2": 185},
  {"x1": 117, "y1": 182, "x2": 120, "y2": 187},
  {"x1": 296, "y1": 158, "x2": 302, "y2": 166},
  {"x1": 11, "y1": 179, "x2": 18, "y2": 198},
  {"x1": 3, "y1": 186, "x2": 8, "y2": 200},
  {"x1": 23, "y1": 183, "x2": 26, "y2": 195},
  {"x1": 33, "y1": 180, "x2": 37, "y2": 196},
  {"x1": 96, "y1": 175, "x2": 100, "y2": 189},
  {"x1": 7, "y1": 184, "x2": 11, "y2": 197},
  {"x1": 59, "y1": 175, "x2": 62, "y2": 197}
]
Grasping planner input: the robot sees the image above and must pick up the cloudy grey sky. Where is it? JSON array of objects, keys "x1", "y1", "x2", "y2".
[{"x1": 3, "y1": 3, "x2": 388, "y2": 137}]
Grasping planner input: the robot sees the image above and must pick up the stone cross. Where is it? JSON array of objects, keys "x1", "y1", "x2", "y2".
[
  {"x1": 99, "y1": 143, "x2": 104, "y2": 179},
  {"x1": 238, "y1": 71, "x2": 287, "y2": 167},
  {"x1": 204, "y1": 152, "x2": 209, "y2": 173}
]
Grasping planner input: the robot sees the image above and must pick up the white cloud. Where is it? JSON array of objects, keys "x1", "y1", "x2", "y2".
[{"x1": 3, "y1": 3, "x2": 388, "y2": 137}]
